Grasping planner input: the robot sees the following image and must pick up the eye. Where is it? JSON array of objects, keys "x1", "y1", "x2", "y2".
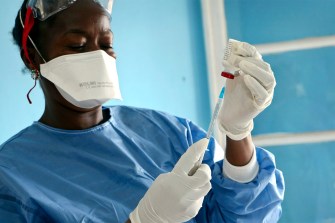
[
  {"x1": 68, "y1": 44, "x2": 86, "y2": 51},
  {"x1": 101, "y1": 44, "x2": 113, "y2": 50},
  {"x1": 101, "y1": 44, "x2": 116, "y2": 58}
]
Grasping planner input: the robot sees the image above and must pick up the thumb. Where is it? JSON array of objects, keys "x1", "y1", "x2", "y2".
[{"x1": 173, "y1": 138, "x2": 209, "y2": 174}]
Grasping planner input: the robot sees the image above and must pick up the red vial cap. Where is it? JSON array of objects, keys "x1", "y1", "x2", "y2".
[{"x1": 221, "y1": 71, "x2": 235, "y2": 79}]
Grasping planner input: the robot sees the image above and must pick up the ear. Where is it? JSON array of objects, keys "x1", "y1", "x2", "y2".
[{"x1": 20, "y1": 46, "x2": 43, "y2": 71}]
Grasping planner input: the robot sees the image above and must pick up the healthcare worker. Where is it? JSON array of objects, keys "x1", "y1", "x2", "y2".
[{"x1": 0, "y1": 0, "x2": 284, "y2": 222}]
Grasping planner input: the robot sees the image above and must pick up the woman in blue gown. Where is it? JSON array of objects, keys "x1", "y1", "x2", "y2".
[{"x1": 0, "y1": 0, "x2": 284, "y2": 222}]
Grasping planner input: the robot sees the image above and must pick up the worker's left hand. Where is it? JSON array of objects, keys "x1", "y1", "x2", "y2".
[{"x1": 219, "y1": 40, "x2": 276, "y2": 140}]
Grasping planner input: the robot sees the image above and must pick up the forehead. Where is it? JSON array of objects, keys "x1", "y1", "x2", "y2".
[{"x1": 41, "y1": 0, "x2": 112, "y2": 34}]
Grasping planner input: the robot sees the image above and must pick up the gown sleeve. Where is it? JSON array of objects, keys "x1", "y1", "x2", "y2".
[
  {"x1": 0, "y1": 178, "x2": 29, "y2": 223},
  {"x1": 0, "y1": 194, "x2": 26, "y2": 222},
  {"x1": 177, "y1": 118, "x2": 285, "y2": 222},
  {"x1": 197, "y1": 147, "x2": 285, "y2": 222},
  {"x1": 0, "y1": 156, "x2": 50, "y2": 223}
]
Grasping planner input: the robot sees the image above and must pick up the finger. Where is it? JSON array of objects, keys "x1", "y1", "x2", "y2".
[
  {"x1": 222, "y1": 60, "x2": 240, "y2": 75},
  {"x1": 243, "y1": 57, "x2": 272, "y2": 73},
  {"x1": 191, "y1": 182, "x2": 212, "y2": 200},
  {"x1": 226, "y1": 54, "x2": 268, "y2": 72},
  {"x1": 244, "y1": 75, "x2": 272, "y2": 108},
  {"x1": 184, "y1": 181, "x2": 212, "y2": 202},
  {"x1": 231, "y1": 39, "x2": 262, "y2": 59},
  {"x1": 225, "y1": 54, "x2": 243, "y2": 68},
  {"x1": 198, "y1": 182, "x2": 212, "y2": 197},
  {"x1": 174, "y1": 138, "x2": 209, "y2": 173},
  {"x1": 189, "y1": 164, "x2": 212, "y2": 187},
  {"x1": 239, "y1": 60, "x2": 275, "y2": 91},
  {"x1": 183, "y1": 197, "x2": 205, "y2": 219}
]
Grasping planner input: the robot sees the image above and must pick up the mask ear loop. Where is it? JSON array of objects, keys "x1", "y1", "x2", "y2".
[{"x1": 19, "y1": 7, "x2": 45, "y2": 104}]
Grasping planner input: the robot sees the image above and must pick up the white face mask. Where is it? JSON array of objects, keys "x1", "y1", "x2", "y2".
[{"x1": 40, "y1": 50, "x2": 122, "y2": 109}]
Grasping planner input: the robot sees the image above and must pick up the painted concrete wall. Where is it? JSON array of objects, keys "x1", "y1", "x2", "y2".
[{"x1": 225, "y1": 0, "x2": 335, "y2": 222}]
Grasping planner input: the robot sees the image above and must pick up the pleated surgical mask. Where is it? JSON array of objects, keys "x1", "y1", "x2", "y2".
[{"x1": 40, "y1": 50, "x2": 122, "y2": 109}]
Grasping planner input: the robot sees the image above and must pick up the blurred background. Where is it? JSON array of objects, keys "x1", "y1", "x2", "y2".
[{"x1": 1, "y1": 0, "x2": 335, "y2": 222}]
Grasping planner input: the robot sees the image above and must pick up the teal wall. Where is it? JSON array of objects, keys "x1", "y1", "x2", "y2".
[
  {"x1": 225, "y1": 0, "x2": 335, "y2": 44},
  {"x1": 0, "y1": 0, "x2": 210, "y2": 143},
  {"x1": 225, "y1": 0, "x2": 335, "y2": 222}
]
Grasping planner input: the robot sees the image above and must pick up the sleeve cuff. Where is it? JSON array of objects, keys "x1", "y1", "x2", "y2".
[{"x1": 222, "y1": 145, "x2": 259, "y2": 183}]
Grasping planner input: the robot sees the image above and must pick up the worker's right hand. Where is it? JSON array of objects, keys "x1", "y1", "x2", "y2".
[{"x1": 129, "y1": 138, "x2": 212, "y2": 223}]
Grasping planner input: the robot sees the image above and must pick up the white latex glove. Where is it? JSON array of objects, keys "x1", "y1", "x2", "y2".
[
  {"x1": 219, "y1": 40, "x2": 276, "y2": 140},
  {"x1": 129, "y1": 138, "x2": 211, "y2": 223}
]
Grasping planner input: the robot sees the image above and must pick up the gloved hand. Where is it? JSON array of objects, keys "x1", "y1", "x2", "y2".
[
  {"x1": 219, "y1": 40, "x2": 276, "y2": 140},
  {"x1": 129, "y1": 138, "x2": 211, "y2": 223}
]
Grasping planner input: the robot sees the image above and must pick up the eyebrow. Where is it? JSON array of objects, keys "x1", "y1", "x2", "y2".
[{"x1": 62, "y1": 28, "x2": 113, "y2": 37}]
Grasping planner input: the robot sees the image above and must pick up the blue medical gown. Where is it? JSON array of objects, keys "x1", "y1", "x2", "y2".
[{"x1": 0, "y1": 106, "x2": 284, "y2": 222}]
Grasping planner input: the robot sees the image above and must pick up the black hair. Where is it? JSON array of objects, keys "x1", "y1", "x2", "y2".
[{"x1": 12, "y1": 0, "x2": 39, "y2": 50}]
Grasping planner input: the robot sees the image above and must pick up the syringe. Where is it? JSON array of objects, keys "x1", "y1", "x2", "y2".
[
  {"x1": 188, "y1": 39, "x2": 239, "y2": 176},
  {"x1": 205, "y1": 87, "x2": 225, "y2": 139},
  {"x1": 188, "y1": 87, "x2": 225, "y2": 176}
]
